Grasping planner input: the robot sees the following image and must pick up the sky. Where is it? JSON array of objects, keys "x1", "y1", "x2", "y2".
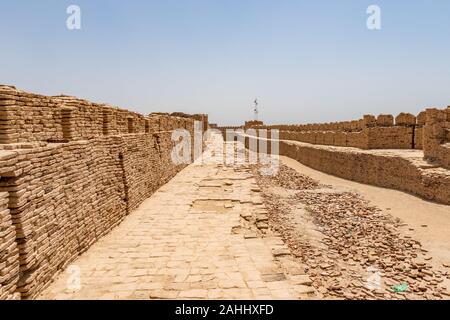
[{"x1": 1, "y1": 0, "x2": 450, "y2": 125}]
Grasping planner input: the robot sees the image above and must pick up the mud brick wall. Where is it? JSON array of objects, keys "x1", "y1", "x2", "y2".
[
  {"x1": 217, "y1": 126, "x2": 244, "y2": 139},
  {"x1": 413, "y1": 110, "x2": 426, "y2": 150},
  {"x1": 0, "y1": 139, "x2": 128, "y2": 298},
  {"x1": 56, "y1": 96, "x2": 147, "y2": 139},
  {"x1": 0, "y1": 86, "x2": 64, "y2": 143},
  {"x1": 364, "y1": 113, "x2": 419, "y2": 149},
  {"x1": 254, "y1": 112, "x2": 425, "y2": 150},
  {"x1": 122, "y1": 132, "x2": 187, "y2": 212},
  {"x1": 0, "y1": 85, "x2": 206, "y2": 144},
  {"x1": 346, "y1": 131, "x2": 370, "y2": 149},
  {"x1": 366, "y1": 126, "x2": 413, "y2": 149},
  {"x1": 243, "y1": 134, "x2": 450, "y2": 205},
  {"x1": 423, "y1": 107, "x2": 450, "y2": 169},
  {"x1": 253, "y1": 118, "x2": 365, "y2": 132},
  {"x1": 244, "y1": 120, "x2": 263, "y2": 129},
  {"x1": 415, "y1": 127, "x2": 424, "y2": 149},
  {"x1": 170, "y1": 112, "x2": 208, "y2": 132},
  {"x1": 0, "y1": 133, "x2": 192, "y2": 299},
  {"x1": 279, "y1": 141, "x2": 450, "y2": 204},
  {"x1": 262, "y1": 128, "x2": 371, "y2": 149},
  {"x1": 0, "y1": 190, "x2": 20, "y2": 300},
  {"x1": 195, "y1": 114, "x2": 209, "y2": 132},
  {"x1": 0, "y1": 86, "x2": 205, "y2": 299}
]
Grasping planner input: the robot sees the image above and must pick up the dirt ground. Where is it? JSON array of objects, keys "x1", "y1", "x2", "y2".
[
  {"x1": 252, "y1": 156, "x2": 450, "y2": 300},
  {"x1": 280, "y1": 156, "x2": 450, "y2": 270}
]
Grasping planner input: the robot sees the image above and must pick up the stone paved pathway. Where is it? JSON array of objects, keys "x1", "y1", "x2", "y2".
[{"x1": 38, "y1": 135, "x2": 314, "y2": 300}]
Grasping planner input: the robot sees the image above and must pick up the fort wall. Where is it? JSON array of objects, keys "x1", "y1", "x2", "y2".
[
  {"x1": 242, "y1": 135, "x2": 450, "y2": 206},
  {"x1": 248, "y1": 112, "x2": 426, "y2": 150},
  {"x1": 0, "y1": 85, "x2": 207, "y2": 299}
]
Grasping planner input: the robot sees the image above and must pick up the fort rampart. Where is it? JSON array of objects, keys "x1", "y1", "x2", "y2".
[
  {"x1": 0, "y1": 85, "x2": 208, "y2": 299},
  {"x1": 231, "y1": 107, "x2": 450, "y2": 206},
  {"x1": 423, "y1": 108, "x2": 450, "y2": 169},
  {"x1": 250, "y1": 112, "x2": 428, "y2": 150}
]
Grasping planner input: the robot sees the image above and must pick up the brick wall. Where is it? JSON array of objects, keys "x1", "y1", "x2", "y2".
[
  {"x1": 423, "y1": 107, "x2": 450, "y2": 169},
  {"x1": 122, "y1": 132, "x2": 186, "y2": 212},
  {"x1": 0, "y1": 86, "x2": 207, "y2": 299},
  {"x1": 0, "y1": 85, "x2": 206, "y2": 144},
  {"x1": 242, "y1": 134, "x2": 450, "y2": 206},
  {"x1": 279, "y1": 140, "x2": 450, "y2": 204},
  {"x1": 366, "y1": 126, "x2": 413, "y2": 149},
  {"x1": 250, "y1": 112, "x2": 425, "y2": 150}
]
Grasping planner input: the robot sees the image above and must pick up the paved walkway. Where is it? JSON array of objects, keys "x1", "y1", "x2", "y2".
[{"x1": 38, "y1": 136, "x2": 314, "y2": 300}]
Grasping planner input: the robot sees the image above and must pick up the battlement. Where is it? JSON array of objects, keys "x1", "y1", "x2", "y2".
[
  {"x1": 0, "y1": 85, "x2": 208, "y2": 144},
  {"x1": 423, "y1": 107, "x2": 450, "y2": 169},
  {"x1": 242, "y1": 111, "x2": 432, "y2": 150}
]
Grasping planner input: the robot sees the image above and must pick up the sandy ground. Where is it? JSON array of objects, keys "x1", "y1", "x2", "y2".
[{"x1": 280, "y1": 156, "x2": 450, "y2": 271}]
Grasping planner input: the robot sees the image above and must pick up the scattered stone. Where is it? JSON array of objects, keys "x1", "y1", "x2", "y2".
[
  {"x1": 272, "y1": 248, "x2": 291, "y2": 257},
  {"x1": 290, "y1": 275, "x2": 313, "y2": 286},
  {"x1": 253, "y1": 163, "x2": 443, "y2": 300},
  {"x1": 294, "y1": 285, "x2": 315, "y2": 295},
  {"x1": 244, "y1": 233, "x2": 258, "y2": 239}
]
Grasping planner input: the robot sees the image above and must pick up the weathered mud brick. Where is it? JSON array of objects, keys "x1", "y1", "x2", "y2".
[
  {"x1": 323, "y1": 132, "x2": 334, "y2": 145},
  {"x1": 334, "y1": 132, "x2": 347, "y2": 147},
  {"x1": 363, "y1": 115, "x2": 377, "y2": 128},
  {"x1": 423, "y1": 108, "x2": 448, "y2": 166},
  {"x1": 367, "y1": 126, "x2": 413, "y2": 149},
  {"x1": 249, "y1": 108, "x2": 437, "y2": 150},
  {"x1": 417, "y1": 111, "x2": 427, "y2": 126},
  {"x1": 376, "y1": 114, "x2": 394, "y2": 126},
  {"x1": 0, "y1": 85, "x2": 203, "y2": 299},
  {"x1": 415, "y1": 127, "x2": 424, "y2": 149},
  {"x1": 395, "y1": 113, "x2": 416, "y2": 126}
]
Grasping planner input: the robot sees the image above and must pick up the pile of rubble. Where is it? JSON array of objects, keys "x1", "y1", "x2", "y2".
[
  {"x1": 254, "y1": 164, "x2": 450, "y2": 300},
  {"x1": 258, "y1": 165, "x2": 325, "y2": 191},
  {"x1": 295, "y1": 191, "x2": 449, "y2": 299}
]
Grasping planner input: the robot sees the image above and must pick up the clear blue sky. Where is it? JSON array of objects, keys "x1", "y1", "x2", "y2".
[{"x1": 1, "y1": 0, "x2": 450, "y2": 125}]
